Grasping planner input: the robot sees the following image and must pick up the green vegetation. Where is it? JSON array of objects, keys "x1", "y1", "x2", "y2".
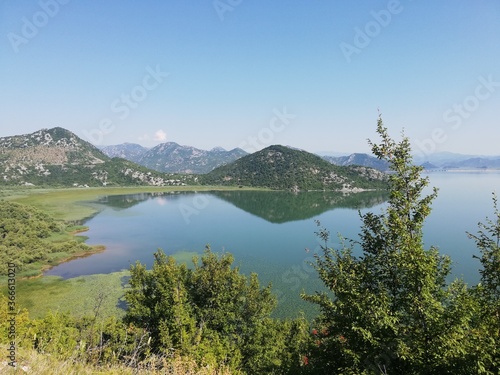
[
  {"x1": 0, "y1": 119, "x2": 498, "y2": 373},
  {"x1": 300, "y1": 117, "x2": 499, "y2": 374},
  {"x1": 0, "y1": 157, "x2": 198, "y2": 188},
  {"x1": 0, "y1": 201, "x2": 97, "y2": 278},
  {"x1": 201, "y1": 145, "x2": 388, "y2": 191},
  {"x1": 125, "y1": 248, "x2": 309, "y2": 373},
  {"x1": 1, "y1": 272, "x2": 128, "y2": 320}
]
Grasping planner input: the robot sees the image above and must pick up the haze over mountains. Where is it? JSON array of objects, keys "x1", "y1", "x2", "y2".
[
  {"x1": 100, "y1": 141, "x2": 500, "y2": 173},
  {"x1": 1, "y1": 127, "x2": 499, "y2": 189}
]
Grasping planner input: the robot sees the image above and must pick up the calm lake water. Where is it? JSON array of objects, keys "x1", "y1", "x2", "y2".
[{"x1": 46, "y1": 172, "x2": 500, "y2": 318}]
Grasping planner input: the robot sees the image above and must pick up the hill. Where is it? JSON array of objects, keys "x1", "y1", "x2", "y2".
[
  {"x1": 0, "y1": 128, "x2": 196, "y2": 187},
  {"x1": 136, "y1": 142, "x2": 248, "y2": 174},
  {"x1": 201, "y1": 145, "x2": 387, "y2": 191}
]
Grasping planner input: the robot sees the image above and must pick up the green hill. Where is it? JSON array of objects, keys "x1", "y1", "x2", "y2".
[{"x1": 200, "y1": 145, "x2": 387, "y2": 191}]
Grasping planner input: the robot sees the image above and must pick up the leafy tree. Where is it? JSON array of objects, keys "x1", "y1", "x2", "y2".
[
  {"x1": 467, "y1": 193, "x2": 500, "y2": 373},
  {"x1": 125, "y1": 250, "x2": 194, "y2": 356},
  {"x1": 302, "y1": 116, "x2": 478, "y2": 374},
  {"x1": 124, "y1": 247, "x2": 308, "y2": 373}
]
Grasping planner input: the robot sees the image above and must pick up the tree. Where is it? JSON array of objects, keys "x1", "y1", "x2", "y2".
[
  {"x1": 467, "y1": 193, "x2": 500, "y2": 373},
  {"x1": 302, "y1": 116, "x2": 476, "y2": 374},
  {"x1": 125, "y1": 250, "x2": 195, "y2": 356},
  {"x1": 124, "y1": 246, "x2": 308, "y2": 373}
]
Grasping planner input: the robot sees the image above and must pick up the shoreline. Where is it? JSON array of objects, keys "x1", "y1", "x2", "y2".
[
  {"x1": 3, "y1": 186, "x2": 269, "y2": 279},
  {"x1": 37, "y1": 245, "x2": 107, "y2": 279},
  {"x1": 424, "y1": 169, "x2": 500, "y2": 173}
]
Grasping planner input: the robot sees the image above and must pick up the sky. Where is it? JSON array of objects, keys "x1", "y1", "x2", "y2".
[{"x1": 1, "y1": 1, "x2": 499, "y2": 156}]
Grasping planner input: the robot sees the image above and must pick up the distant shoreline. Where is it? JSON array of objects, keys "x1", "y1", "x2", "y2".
[{"x1": 424, "y1": 169, "x2": 500, "y2": 173}]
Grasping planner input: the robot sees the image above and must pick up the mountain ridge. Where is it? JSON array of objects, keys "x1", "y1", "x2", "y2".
[
  {"x1": 102, "y1": 142, "x2": 500, "y2": 172},
  {"x1": 100, "y1": 141, "x2": 247, "y2": 174}
]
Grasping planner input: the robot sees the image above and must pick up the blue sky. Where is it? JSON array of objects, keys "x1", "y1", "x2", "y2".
[{"x1": 1, "y1": 1, "x2": 499, "y2": 156}]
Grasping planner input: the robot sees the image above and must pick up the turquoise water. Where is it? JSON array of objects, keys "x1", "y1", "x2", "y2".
[{"x1": 45, "y1": 172, "x2": 500, "y2": 318}]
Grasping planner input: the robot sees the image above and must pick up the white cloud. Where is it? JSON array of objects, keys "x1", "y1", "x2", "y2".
[{"x1": 154, "y1": 129, "x2": 167, "y2": 142}]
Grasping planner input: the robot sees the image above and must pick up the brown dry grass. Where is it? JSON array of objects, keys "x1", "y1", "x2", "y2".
[{"x1": 0, "y1": 348, "x2": 236, "y2": 375}]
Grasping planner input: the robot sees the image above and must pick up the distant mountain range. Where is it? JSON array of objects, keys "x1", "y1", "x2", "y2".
[
  {"x1": 99, "y1": 142, "x2": 392, "y2": 173},
  {"x1": 200, "y1": 145, "x2": 387, "y2": 191},
  {"x1": 413, "y1": 152, "x2": 500, "y2": 169},
  {"x1": 101, "y1": 142, "x2": 500, "y2": 173},
  {"x1": 2, "y1": 127, "x2": 498, "y2": 188},
  {"x1": 99, "y1": 143, "x2": 149, "y2": 163},
  {"x1": 99, "y1": 142, "x2": 247, "y2": 174},
  {"x1": 322, "y1": 152, "x2": 500, "y2": 171},
  {"x1": 0, "y1": 128, "x2": 196, "y2": 187},
  {"x1": 322, "y1": 153, "x2": 390, "y2": 171}
]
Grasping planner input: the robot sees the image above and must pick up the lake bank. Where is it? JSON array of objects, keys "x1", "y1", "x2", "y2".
[{"x1": 0, "y1": 186, "x2": 273, "y2": 319}]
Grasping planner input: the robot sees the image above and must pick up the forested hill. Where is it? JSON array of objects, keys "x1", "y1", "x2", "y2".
[
  {"x1": 200, "y1": 145, "x2": 387, "y2": 191},
  {"x1": 0, "y1": 127, "x2": 196, "y2": 187}
]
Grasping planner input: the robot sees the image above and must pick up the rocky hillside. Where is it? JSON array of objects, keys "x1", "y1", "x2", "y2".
[
  {"x1": 201, "y1": 145, "x2": 387, "y2": 191},
  {"x1": 136, "y1": 142, "x2": 248, "y2": 174},
  {"x1": 0, "y1": 128, "x2": 196, "y2": 187},
  {"x1": 323, "y1": 153, "x2": 389, "y2": 171},
  {"x1": 99, "y1": 143, "x2": 149, "y2": 163}
]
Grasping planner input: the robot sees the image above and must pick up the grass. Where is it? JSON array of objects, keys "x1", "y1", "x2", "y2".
[
  {"x1": 0, "y1": 271, "x2": 129, "y2": 321},
  {"x1": 0, "y1": 347, "x2": 236, "y2": 374},
  {"x1": 0, "y1": 251, "x2": 205, "y2": 321}
]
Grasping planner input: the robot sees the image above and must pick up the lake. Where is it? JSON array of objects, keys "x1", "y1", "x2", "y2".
[{"x1": 45, "y1": 172, "x2": 500, "y2": 318}]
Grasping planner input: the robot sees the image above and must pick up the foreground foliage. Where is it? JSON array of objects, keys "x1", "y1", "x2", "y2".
[
  {"x1": 301, "y1": 117, "x2": 499, "y2": 374},
  {"x1": 125, "y1": 248, "x2": 309, "y2": 373}
]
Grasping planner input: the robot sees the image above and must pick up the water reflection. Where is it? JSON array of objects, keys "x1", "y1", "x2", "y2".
[
  {"x1": 209, "y1": 190, "x2": 388, "y2": 223},
  {"x1": 94, "y1": 190, "x2": 389, "y2": 224}
]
